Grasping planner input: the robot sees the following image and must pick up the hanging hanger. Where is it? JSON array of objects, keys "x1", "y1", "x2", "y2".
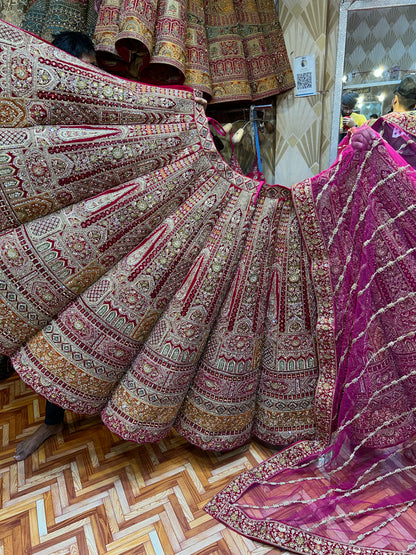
[
  {"x1": 219, "y1": 118, "x2": 274, "y2": 144},
  {"x1": 249, "y1": 104, "x2": 273, "y2": 174}
]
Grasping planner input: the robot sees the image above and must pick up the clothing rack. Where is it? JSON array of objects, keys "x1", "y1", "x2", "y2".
[
  {"x1": 206, "y1": 100, "x2": 274, "y2": 124},
  {"x1": 249, "y1": 104, "x2": 273, "y2": 174}
]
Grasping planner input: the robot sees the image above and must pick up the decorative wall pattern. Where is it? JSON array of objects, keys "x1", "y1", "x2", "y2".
[{"x1": 274, "y1": 0, "x2": 339, "y2": 187}]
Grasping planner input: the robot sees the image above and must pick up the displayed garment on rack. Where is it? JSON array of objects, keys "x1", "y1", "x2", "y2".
[
  {"x1": 206, "y1": 117, "x2": 416, "y2": 554},
  {"x1": 0, "y1": 20, "x2": 317, "y2": 451},
  {"x1": 210, "y1": 109, "x2": 276, "y2": 182},
  {"x1": 93, "y1": 0, "x2": 295, "y2": 104},
  {"x1": 22, "y1": 0, "x2": 98, "y2": 41}
]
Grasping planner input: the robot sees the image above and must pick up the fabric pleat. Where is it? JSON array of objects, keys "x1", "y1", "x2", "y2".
[
  {"x1": 0, "y1": 20, "x2": 317, "y2": 453},
  {"x1": 93, "y1": 0, "x2": 295, "y2": 103}
]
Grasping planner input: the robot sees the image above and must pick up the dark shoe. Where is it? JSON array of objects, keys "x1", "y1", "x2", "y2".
[{"x1": 0, "y1": 357, "x2": 15, "y2": 380}]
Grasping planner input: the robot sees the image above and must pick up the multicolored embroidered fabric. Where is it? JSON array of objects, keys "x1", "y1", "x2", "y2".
[
  {"x1": 5, "y1": 20, "x2": 416, "y2": 553},
  {"x1": 0, "y1": 20, "x2": 317, "y2": 452},
  {"x1": 23, "y1": 0, "x2": 98, "y2": 41},
  {"x1": 93, "y1": 0, "x2": 295, "y2": 104}
]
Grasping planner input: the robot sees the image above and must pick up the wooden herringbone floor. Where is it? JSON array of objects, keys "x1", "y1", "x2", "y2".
[{"x1": 0, "y1": 374, "x2": 291, "y2": 554}]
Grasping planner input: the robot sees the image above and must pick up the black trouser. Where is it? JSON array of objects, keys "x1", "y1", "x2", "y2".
[{"x1": 44, "y1": 401, "x2": 65, "y2": 425}]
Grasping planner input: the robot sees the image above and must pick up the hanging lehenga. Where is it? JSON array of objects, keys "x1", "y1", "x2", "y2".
[
  {"x1": 2, "y1": 19, "x2": 416, "y2": 554},
  {"x1": 93, "y1": 0, "x2": 295, "y2": 103},
  {"x1": 22, "y1": 0, "x2": 99, "y2": 41}
]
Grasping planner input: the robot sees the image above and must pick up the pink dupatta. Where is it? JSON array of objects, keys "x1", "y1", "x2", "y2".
[{"x1": 206, "y1": 117, "x2": 416, "y2": 554}]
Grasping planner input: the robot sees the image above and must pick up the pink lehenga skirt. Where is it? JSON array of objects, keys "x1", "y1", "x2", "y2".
[{"x1": 0, "y1": 19, "x2": 319, "y2": 451}]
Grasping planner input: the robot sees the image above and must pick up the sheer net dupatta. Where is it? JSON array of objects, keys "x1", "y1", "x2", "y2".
[{"x1": 206, "y1": 131, "x2": 416, "y2": 554}]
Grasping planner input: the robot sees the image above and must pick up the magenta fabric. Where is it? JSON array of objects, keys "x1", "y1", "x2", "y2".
[{"x1": 206, "y1": 118, "x2": 416, "y2": 554}]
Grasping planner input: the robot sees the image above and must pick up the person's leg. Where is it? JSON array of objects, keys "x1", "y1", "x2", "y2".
[
  {"x1": 0, "y1": 356, "x2": 15, "y2": 380},
  {"x1": 14, "y1": 401, "x2": 65, "y2": 460}
]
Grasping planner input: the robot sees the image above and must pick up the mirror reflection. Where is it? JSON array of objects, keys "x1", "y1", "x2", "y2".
[
  {"x1": 343, "y1": 4, "x2": 416, "y2": 120},
  {"x1": 331, "y1": 1, "x2": 416, "y2": 159}
]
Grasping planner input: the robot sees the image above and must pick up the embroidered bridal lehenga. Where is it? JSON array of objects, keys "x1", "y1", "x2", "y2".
[
  {"x1": 22, "y1": 0, "x2": 98, "y2": 41},
  {"x1": 20, "y1": 0, "x2": 296, "y2": 103},
  {"x1": 2, "y1": 20, "x2": 416, "y2": 554},
  {"x1": 0, "y1": 19, "x2": 318, "y2": 451}
]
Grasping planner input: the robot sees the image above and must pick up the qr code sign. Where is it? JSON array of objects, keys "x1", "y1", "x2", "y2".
[{"x1": 296, "y1": 72, "x2": 312, "y2": 91}]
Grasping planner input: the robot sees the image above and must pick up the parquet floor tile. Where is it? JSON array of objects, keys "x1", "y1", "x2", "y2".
[{"x1": 0, "y1": 374, "x2": 293, "y2": 554}]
